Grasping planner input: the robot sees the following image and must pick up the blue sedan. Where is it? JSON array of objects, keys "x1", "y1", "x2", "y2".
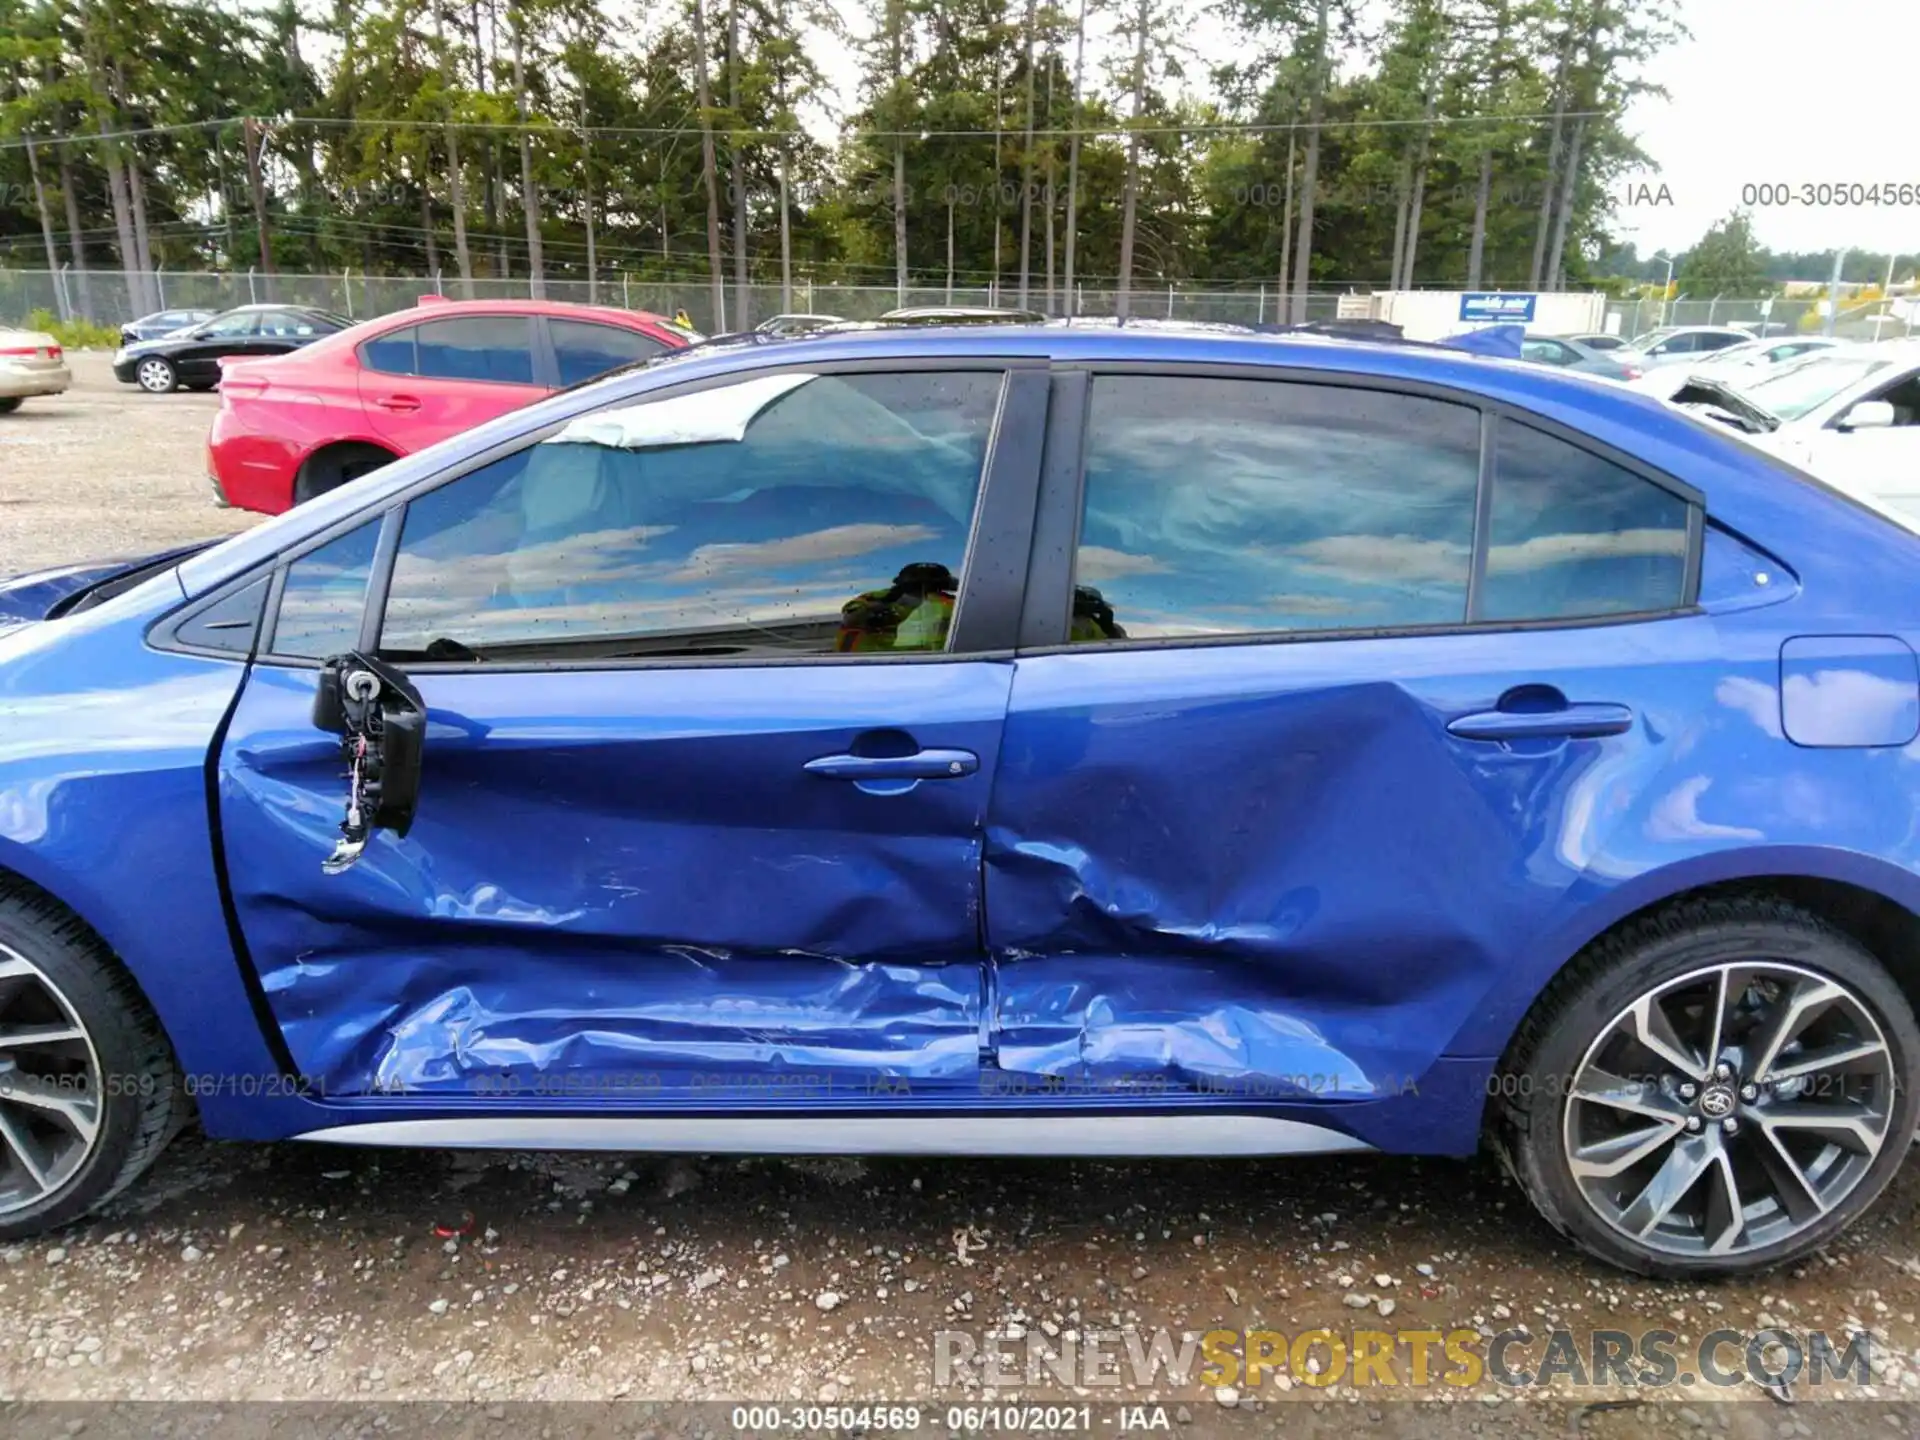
[{"x1": 1, "y1": 321, "x2": 1916, "y2": 1278}]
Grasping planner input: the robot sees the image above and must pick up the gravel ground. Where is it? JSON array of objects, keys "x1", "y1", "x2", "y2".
[
  {"x1": 0, "y1": 351, "x2": 254, "y2": 576},
  {"x1": 5, "y1": 355, "x2": 1920, "y2": 1436}
]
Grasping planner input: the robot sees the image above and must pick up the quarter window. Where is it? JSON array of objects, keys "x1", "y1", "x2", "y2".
[
  {"x1": 414, "y1": 317, "x2": 536, "y2": 385},
  {"x1": 1070, "y1": 376, "x2": 1482, "y2": 639},
  {"x1": 271, "y1": 521, "x2": 380, "y2": 659},
  {"x1": 359, "y1": 325, "x2": 418, "y2": 376},
  {"x1": 550, "y1": 319, "x2": 669, "y2": 387},
  {"x1": 1477, "y1": 420, "x2": 1690, "y2": 621},
  {"x1": 377, "y1": 370, "x2": 1002, "y2": 661}
]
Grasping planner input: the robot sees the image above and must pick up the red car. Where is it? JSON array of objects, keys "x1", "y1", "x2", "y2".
[{"x1": 207, "y1": 297, "x2": 692, "y2": 514}]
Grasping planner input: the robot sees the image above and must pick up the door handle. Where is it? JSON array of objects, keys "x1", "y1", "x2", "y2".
[
  {"x1": 1448, "y1": 702, "x2": 1635, "y2": 742},
  {"x1": 803, "y1": 748, "x2": 980, "y2": 781},
  {"x1": 373, "y1": 394, "x2": 421, "y2": 413}
]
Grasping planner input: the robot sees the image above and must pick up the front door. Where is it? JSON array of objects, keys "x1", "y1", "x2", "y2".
[
  {"x1": 216, "y1": 362, "x2": 1039, "y2": 1103},
  {"x1": 984, "y1": 369, "x2": 1706, "y2": 1103}
]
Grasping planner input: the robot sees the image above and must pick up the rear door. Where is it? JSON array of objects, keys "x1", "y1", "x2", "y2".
[
  {"x1": 215, "y1": 360, "x2": 1045, "y2": 1103},
  {"x1": 357, "y1": 314, "x2": 546, "y2": 453},
  {"x1": 984, "y1": 367, "x2": 1705, "y2": 1107}
]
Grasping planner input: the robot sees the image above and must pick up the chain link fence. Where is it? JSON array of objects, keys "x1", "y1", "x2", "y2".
[{"x1": 7, "y1": 267, "x2": 1904, "y2": 344}]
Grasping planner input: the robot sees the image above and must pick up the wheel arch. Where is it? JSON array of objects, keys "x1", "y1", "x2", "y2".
[
  {"x1": 1472, "y1": 848, "x2": 1920, "y2": 1122},
  {"x1": 293, "y1": 438, "x2": 402, "y2": 504}
]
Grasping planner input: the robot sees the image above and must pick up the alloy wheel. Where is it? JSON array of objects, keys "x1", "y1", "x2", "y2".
[
  {"x1": 136, "y1": 359, "x2": 172, "y2": 393},
  {"x1": 1562, "y1": 961, "x2": 1896, "y2": 1259},
  {"x1": 0, "y1": 943, "x2": 103, "y2": 1216}
]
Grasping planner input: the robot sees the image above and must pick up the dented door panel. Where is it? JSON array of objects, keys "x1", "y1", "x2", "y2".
[
  {"x1": 218, "y1": 660, "x2": 1008, "y2": 1096},
  {"x1": 985, "y1": 619, "x2": 1732, "y2": 1098}
]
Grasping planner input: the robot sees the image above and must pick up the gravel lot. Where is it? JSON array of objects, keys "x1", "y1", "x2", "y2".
[{"x1": 4, "y1": 353, "x2": 1920, "y2": 1436}]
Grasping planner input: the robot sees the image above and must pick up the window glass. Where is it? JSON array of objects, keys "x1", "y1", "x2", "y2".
[
  {"x1": 272, "y1": 522, "x2": 379, "y2": 659},
  {"x1": 415, "y1": 316, "x2": 536, "y2": 384},
  {"x1": 379, "y1": 371, "x2": 1001, "y2": 660},
  {"x1": 201, "y1": 311, "x2": 259, "y2": 339},
  {"x1": 1478, "y1": 420, "x2": 1689, "y2": 621},
  {"x1": 1697, "y1": 332, "x2": 1744, "y2": 352},
  {"x1": 261, "y1": 309, "x2": 320, "y2": 338},
  {"x1": 1522, "y1": 339, "x2": 1573, "y2": 365},
  {"x1": 1867, "y1": 373, "x2": 1920, "y2": 424},
  {"x1": 1072, "y1": 377, "x2": 1481, "y2": 640},
  {"x1": 360, "y1": 326, "x2": 419, "y2": 376},
  {"x1": 550, "y1": 319, "x2": 669, "y2": 387},
  {"x1": 1744, "y1": 355, "x2": 1893, "y2": 420}
]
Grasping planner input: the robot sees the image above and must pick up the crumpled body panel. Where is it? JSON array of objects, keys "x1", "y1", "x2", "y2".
[
  {"x1": 984, "y1": 617, "x2": 1736, "y2": 1098},
  {"x1": 219, "y1": 661, "x2": 1006, "y2": 1096}
]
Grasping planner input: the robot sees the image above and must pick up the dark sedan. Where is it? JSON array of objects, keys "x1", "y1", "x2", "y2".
[
  {"x1": 117, "y1": 308, "x2": 217, "y2": 347},
  {"x1": 112, "y1": 304, "x2": 351, "y2": 393}
]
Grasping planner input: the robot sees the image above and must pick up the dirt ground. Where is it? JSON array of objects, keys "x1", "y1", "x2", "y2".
[{"x1": 4, "y1": 353, "x2": 1920, "y2": 1436}]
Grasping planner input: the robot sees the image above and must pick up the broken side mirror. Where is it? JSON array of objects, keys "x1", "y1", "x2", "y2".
[{"x1": 312, "y1": 651, "x2": 425, "y2": 874}]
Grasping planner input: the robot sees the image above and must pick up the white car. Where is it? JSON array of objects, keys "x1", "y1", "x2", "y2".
[
  {"x1": 0, "y1": 326, "x2": 71, "y2": 412},
  {"x1": 1630, "y1": 325, "x2": 1756, "y2": 368},
  {"x1": 1667, "y1": 342, "x2": 1920, "y2": 517},
  {"x1": 1628, "y1": 335, "x2": 1847, "y2": 401}
]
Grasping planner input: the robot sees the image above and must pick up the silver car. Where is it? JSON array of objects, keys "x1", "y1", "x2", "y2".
[{"x1": 0, "y1": 326, "x2": 71, "y2": 412}]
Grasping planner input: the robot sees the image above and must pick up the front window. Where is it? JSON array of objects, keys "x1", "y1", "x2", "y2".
[{"x1": 376, "y1": 370, "x2": 1002, "y2": 661}]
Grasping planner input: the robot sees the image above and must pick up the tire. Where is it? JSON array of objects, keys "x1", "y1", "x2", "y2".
[
  {"x1": 293, "y1": 443, "x2": 395, "y2": 505},
  {"x1": 135, "y1": 357, "x2": 177, "y2": 394},
  {"x1": 1495, "y1": 896, "x2": 1920, "y2": 1278},
  {"x1": 0, "y1": 397, "x2": 21, "y2": 414},
  {"x1": 0, "y1": 881, "x2": 187, "y2": 1241}
]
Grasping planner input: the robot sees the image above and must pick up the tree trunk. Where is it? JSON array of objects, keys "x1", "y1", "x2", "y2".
[
  {"x1": 1388, "y1": 150, "x2": 1412, "y2": 292},
  {"x1": 243, "y1": 117, "x2": 275, "y2": 286},
  {"x1": 511, "y1": 3, "x2": 544, "y2": 297},
  {"x1": 1277, "y1": 126, "x2": 1294, "y2": 303},
  {"x1": 420, "y1": 181, "x2": 441, "y2": 278},
  {"x1": 1466, "y1": 146, "x2": 1491, "y2": 288},
  {"x1": 1289, "y1": 0, "x2": 1330, "y2": 323},
  {"x1": 946, "y1": 198, "x2": 955, "y2": 304},
  {"x1": 94, "y1": 115, "x2": 143, "y2": 314},
  {"x1": 1115, "y1": 0, "x2": 1149, "y2": 320},
  {"x1": 690, "y1": 0, "x2": 726, "y2": 329},
  {"x1": 1017, "y1": 0, "x2": 1037, "y2": 309},
  {"x1": 58, "y1": 147, "x2": 93, "y2": 320},
  {"x1": 1546, "y1": 115, "x2": 1587, "y2": 288},
  {"x1": 1399, "y1": 92, "x2": 1434, "y2": 289},
  {"x1": 1062, "y1": 0, "x2": 1086, "y2": 316},
  {"x1": 24, "y1": 139, "x2": 67, "y2": 317},
  {"x1": 890, "y1": 0, "x2": 908, "y2": 305},
  {"x1": 434, "y1": 1, "x2": 475, "y2": 296},
  {"x1": 779, "y1": 155, "x2": 793, "y2": 313},
  {"x1": 728, "y1": 0, "x2": 750, "y2": 327},
  {"x1": 1529, "y1": 38, "x2": 1571, "y2": 289}
]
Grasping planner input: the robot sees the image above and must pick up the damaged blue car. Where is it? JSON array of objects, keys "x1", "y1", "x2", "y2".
[{"x1": 3, "y1": 319, "x2": 1919, "y2": 1278}]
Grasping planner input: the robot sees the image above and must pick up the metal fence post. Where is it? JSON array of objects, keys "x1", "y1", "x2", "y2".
[
  {"x1": 1167, "y1": 284, "x2": 1174, "y2": 319},
  {"x1": 343, "y1": 269, "x2": 353, "y2": 319},
  {"x1": 1708, "y1": 294, "x2": 1718, "y2": 324},
  {"x1": 622, "y1": 272, "x2": 630, "y2": 309},
  {"x1": 247, "y1": 267, "x2": 256, "y2": 304},
  {"x1": 434, "y1": 268, "x2": 443, "y2": 297},
  {"x1": 155, "y1": 266, "x2": 166, "y2": 310}
]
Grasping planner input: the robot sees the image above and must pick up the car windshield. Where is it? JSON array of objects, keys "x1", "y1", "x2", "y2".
[{"x1": 1741, "y1": 354, "x2": 1897, "y2": 421}]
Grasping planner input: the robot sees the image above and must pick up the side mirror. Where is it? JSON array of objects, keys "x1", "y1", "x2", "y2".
[
  {"x1": 1840, "y1": 400, "x2": 1897, "y2": 432},
  {"x1": 312, "y1": 652, "x2": 425, "y2": 873}
]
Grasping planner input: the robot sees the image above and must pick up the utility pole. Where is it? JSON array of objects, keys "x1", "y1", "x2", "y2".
[{"x1": 1826, "y1": 248, "x2": 1847, "y2": 337}]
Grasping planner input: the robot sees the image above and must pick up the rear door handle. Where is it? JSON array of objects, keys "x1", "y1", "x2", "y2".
[
  {"x1": 804, "y1": 748, "x2": 980, "y2": 781},
  {"x1": 1447, "y1": 702, "x2": 1635, "y2": 741},
  {"x1": 373, "y1": 394, "x2": 421, "y2": 413}
]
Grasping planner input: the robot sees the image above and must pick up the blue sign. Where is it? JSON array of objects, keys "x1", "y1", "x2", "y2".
[{"x1": 1458, "y1": 292, "x2": 1538, "y2": 323}]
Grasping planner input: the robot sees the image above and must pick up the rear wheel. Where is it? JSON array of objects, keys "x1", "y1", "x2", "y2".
[
  {"x1": 0, "y1": 397, "x2": 21, "y2": 414},
  {"x1": 293, "y1": 443, "x2": 396, "y2": 505},
  {"x1": 1496, "y1": 898, "x2": 1920, "y2": 1277},
  {"x1": 0, "y1": 884, "x2": 186, "y2": 1240},
  {"x1": 135, "y1": 357, "x2": 177, "y2": 394}
]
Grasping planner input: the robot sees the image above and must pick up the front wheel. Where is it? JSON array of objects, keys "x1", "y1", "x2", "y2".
[
  {"x1": 1496, "y1": 897, "x2": 1919, "y2": 1277},
  {"x1": 135, "y1": 357, "x2": 177, "y2": 394},
  {"x1": 0, "y1": 885, "x2": 187, "y2": 1240}
]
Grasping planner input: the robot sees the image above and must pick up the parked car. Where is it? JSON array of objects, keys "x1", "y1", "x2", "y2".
[
  {"x1": 5, "y1": 321, "x2": 1920, "y2": 1277},
  {"x1": 0, "y1": 325, "x2": 70, "y2": 412},
  {"x1": 1518, "y1": 333, "x2": 1643, "y2": 381},
  {"x1": 1629, "y1": 335, "x2": 1847, "y2": 401},
  {"x1": 112, "y1": 304, "x2": 351, "y2": 394},
  {"x1": 1631, "y1": 325, "x2": 1756, "y2": 368},
  {"x1": 117, "y1": 308, "x2": 218, "y2": 347},
  {"x1": 879, "y1": 305, "x2": 1048, "y2": 324},
  {"x1": 755, "y1": 313, "x2": 845, "y2": 337},
  {"x1": 1567, "y1": 331, "x2": 1638, "y2": 355},
  {"x1": 1667, "y1": 341, "x2": 1920, "y2": 518},
  {"x1": 207, "y1": 297, "x2": 691, "y2": 514}
]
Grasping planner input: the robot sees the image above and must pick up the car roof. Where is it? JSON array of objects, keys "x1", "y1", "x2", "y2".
[{"x1": 389, "y1": 297, "x2": 674, "y2": 324}]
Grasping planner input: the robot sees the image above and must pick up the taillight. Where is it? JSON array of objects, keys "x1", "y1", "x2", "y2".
[
  {"x1": 47, "y1": 344, "x2": 62, "y2": 361},
  {"x1": 0, "y1": 345, "x2": 36, "y2": 356}
]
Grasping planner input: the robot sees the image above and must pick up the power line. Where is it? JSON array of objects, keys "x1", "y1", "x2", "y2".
[{"x1": 0, "y1": 106, "x2": 1617, "y2": 154}]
